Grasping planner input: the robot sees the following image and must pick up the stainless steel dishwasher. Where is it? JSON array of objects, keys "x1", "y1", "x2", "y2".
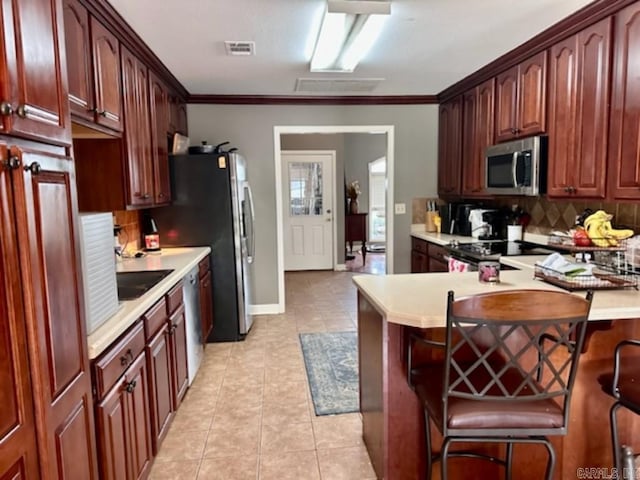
[{"x1": 183, "y1": 265, "x2": 203, "y2": 385}]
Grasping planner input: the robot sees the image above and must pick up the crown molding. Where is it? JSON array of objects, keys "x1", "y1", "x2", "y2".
[
  {"x1": 188, "y1": 94, "x2": 438, "y2": 105},
  {"x1": 438, "y1": 0, "x2": 637, "y2": 102}
]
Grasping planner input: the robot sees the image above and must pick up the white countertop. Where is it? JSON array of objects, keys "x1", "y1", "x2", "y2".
[
  {"x1": 410, "y1": 224, "x2": 550, "y2": 247},
  {"x1": 87, "y1": 247, "x2": 210, "y2": 359},
  {"x1": 353, "y1": 269, "x2": 640, "y2": 328},
  {"x1": 356, "y1": 230, "x2": 640, "y2": 327}
]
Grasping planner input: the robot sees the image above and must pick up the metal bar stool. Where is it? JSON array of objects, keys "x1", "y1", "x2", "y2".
[
  {"x1": 408, "y1": 289, "x2": 593, "y2": 480},
  {"x1": 598, "y1": 339, "x2": 640, "y2": 479}
]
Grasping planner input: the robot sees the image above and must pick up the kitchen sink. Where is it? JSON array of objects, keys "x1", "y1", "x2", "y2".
[{"x1": 116, "y1": 269, "x2": 174, "y2": 301}]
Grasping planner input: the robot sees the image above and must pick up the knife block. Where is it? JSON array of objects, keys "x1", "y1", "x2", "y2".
[{"x1": 425, "y1": 211, "x2": 439, "y2": 232}]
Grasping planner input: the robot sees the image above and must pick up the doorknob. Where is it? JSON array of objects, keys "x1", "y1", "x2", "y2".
[{"x1": 326, "y1": 209, "x2": 332, "y2": 214}]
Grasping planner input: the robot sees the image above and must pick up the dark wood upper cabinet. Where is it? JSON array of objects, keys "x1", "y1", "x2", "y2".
[
  {"x1": 462, "y1": 78, "x2": 494, "y2": 196},
  {"x1": 122, "y1": 46, "x2": 154, "y2": 207},
  {"x1": 149, "y1": 70, "x2": 171, "y2": 205},
  {"x1": 0, "y1": 144, "x2": 40, "y2": 480},
  {"x1": 90, "y1": 17, "x2": 122, "y2": 131},
  {"x1": 437, "y1": 97, "x2": 462, "y2": 197},
  {"x1": 548, "y1": 18, "x2": 611, "y2": 198},
  {"x1": 169, "y1": 94, "x2": 188, "y2": 135},
  {"x1": 63, "y1": 0, "x2": 94, "y2": 122},
  {"x1": 495, "y1": 51, "x2": 547, "y2": 142},
  {"x1": 609, "y1": 3, "x2": 640, "y2": 200},
  {"x1": 11, "y1": 145, "x2": 98, "y2": 479},
  {"x1": 0, "y1": 0, "x2": 71, "y2": 146}
]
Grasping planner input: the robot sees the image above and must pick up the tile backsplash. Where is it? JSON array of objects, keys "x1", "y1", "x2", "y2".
[{"x1": 412, "y1": 197, "x2": 640, "y2": 234}]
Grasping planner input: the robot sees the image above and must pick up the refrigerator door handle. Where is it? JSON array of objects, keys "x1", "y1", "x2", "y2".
[{"x1": 245, "y1": 183, "x2": 256, "y2": 264}]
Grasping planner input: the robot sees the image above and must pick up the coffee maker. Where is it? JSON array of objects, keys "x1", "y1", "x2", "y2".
[
  {"x1": 438, "y1": 203, "x2": 459, "y2": 235},
  {"x1": 454, "y1": 203, "x2": 477, "y2": 237},
  {"x1": 481, "y1": 210, "x2": 508, "y2": 240}
]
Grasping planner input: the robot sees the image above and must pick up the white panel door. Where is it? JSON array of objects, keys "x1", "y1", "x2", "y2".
[{"x1": 282, "y1": 151, "x2": 334, "y2": 270}]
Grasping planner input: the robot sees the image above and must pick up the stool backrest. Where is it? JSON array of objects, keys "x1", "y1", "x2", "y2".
[{"x1": 443, "y1": 290, "x2": 593, "y2": 428}]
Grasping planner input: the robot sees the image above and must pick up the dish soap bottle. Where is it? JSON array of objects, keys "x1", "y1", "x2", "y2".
[{"x1": 143, "y1": 212, "x2": 160, "y2": 252}]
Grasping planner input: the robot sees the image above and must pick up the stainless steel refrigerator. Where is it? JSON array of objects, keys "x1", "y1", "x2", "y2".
[{"x1": 154, "y1": 152, "x2": 255, "y2": 342}]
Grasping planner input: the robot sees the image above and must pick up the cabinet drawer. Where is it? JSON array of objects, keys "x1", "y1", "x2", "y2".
[
  {"x1": 166, "y1": 280, "x2": 184, "y2": 315},
  {"x1": 93, "y1": 320, "x2": 145, "y2": 399},
  {"x1": 428, "y1": 243, "x2": 448, "y2": 264},
  {"x1": 198, "y1": 256, "x2": 209, "y2": 278},
  {"x1": 411, "y1": 237, "x2": 428, "y2": 254},
  {"x1": 143, "y1": 297, "x2": 168, "y2": 340}
]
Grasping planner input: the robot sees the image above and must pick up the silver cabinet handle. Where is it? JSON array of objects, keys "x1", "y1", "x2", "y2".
[
  {"x1": 16, "y1": 104, "x2": 28, "y2": 118},
  {"x1": 3, "y1": 155, "x2": 21, "y2": 170}
]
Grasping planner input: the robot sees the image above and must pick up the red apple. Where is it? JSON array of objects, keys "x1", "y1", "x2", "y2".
[{"x1": 573, "y1": 228, "x2": 592, "y2": 247}]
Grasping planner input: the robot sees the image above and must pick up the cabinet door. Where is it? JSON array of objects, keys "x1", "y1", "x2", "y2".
[
  {"x1": 122, "y1": 47, "x2": 153, "y2": 207},
  {"x1": 0, "y1": 0, "x2": 71, "y2": 145},
  {"x1": 170, "y1": 304, "x2": 189, "y2": 406},
  {"x1": 91, "y1": 17, "x2": 122, "y2": 131},
  {"x1": 462, "y1": 79, "x2": 493, "y2": 196},
  {"x1": 199, "y1": 269, "x2": 214, "y2": 342},
  {"x1": 0, "y1": 145, "x2": 40, "y2": 480},
  {"x1": 428, "y1": 259, "x2": 449, "y2": 273},
  {"x1": 411, "y1": 251, "x2": 428, "y2": 273},
  {"x1": 548, "y1": 19, "x2": 611, "y2": 198},
  {"x1": 461, "y1": 89, "x2": 477, "y2": 196},
  {"x1": 147, "y1": 325, "x2": 174, "y2": 454},
  {"x1": 96, "y1": 381, "x2": 129, "y2": 480},
  {"x1": 177, "y1": 102, "x2": 188, "y2": 135},
  {"x1": 437, "y1": 98, "x2": 462, "y2": 196},
  {"x1": 548, "y1": 35, "x2": 578, "y2": 197},
  {"x1": 518, "y1": 51, "x2": 547, "y2": 137},
  {"x1": 124, "y1": 353, "x2": 153, "y2": 480},
  {"x1": 495, "y1": 65, "x2": 519, "y2": 142},
  {"x1": 63, "y1": 0, "x2": 94, "y2": 122},
  {"x1": 609, "y1": 4, "x2": 640, "y2": 200},
  {"x1": 149, "y1": 71, "x2": 171, "y2": 205},
  {"x1": 11, "y1": 146, "x2": 98, "y2": 479}
]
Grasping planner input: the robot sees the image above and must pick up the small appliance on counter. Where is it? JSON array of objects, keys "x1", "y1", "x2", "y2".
[
  {"x1": 481, "y1": 210, "x2": 509, "y2": 240},
  {"x1": 454, "y1": 203, "x2": 477, "y2": 236},
  {"x1": 142, "y1": 211, "x2": 160, "y2": 252},
  {"x1": 469, "y1": 208, "x2": 496, "y2": 238},
  {"x1": 439, "y1": 202, "x2": 460, "y2": 235}
]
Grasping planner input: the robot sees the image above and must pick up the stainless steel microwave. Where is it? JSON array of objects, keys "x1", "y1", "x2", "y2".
[{"x1": 485, "y1": 136, "x2": 547, "y2": 196}]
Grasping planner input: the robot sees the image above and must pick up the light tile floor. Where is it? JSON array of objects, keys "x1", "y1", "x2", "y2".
[{"x1": 149, "y1": 270, "x2": 376, "y2": 480}]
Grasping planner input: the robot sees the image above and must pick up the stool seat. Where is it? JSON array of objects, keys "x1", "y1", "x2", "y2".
[{"x1": 412, "y1": 366, "x2": 564, "y2": 431}]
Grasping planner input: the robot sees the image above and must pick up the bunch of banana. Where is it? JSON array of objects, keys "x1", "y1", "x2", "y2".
[{"x1": 583, "y1": 210, "x2": 635, "y2": 247}]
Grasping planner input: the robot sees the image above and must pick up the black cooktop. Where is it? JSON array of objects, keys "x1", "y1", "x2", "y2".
[{"x1": 446, "y1": 240, "x2": 557, "y2": 262}]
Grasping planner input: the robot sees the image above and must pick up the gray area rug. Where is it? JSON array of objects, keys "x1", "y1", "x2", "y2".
[{"x1": 299, "y1": 331, "x2": 359, "y2": 416}]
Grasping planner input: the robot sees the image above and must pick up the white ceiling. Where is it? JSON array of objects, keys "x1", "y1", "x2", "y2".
[{"x1": 108, "y1": 0, "x2": 595, "y2": 96}]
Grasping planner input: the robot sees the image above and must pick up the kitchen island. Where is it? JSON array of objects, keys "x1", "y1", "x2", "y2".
[{"x1": 354, "y1": 266, "x2": 640, "y2": 479}]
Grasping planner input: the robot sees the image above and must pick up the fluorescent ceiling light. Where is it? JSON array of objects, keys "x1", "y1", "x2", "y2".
[{"x1": 310, "y1": 0, "x2": 390, "y2": 73}]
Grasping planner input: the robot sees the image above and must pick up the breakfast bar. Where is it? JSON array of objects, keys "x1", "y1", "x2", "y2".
[{"x1": 354, "y1": 267, "x2": 640, "y2": 479}]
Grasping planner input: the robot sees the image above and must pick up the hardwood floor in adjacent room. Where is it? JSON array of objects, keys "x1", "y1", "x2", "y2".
[{"x1": 149, "y1": 271, "x2": 376, "y2": 479}]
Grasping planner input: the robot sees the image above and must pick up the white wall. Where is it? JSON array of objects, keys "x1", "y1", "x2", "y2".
[{"x1": 187, "y1": 104, "x2": 439, "y2": 307}]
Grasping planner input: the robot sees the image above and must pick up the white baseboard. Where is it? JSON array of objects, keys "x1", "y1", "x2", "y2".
[
  {"x1": 250, "y1": 304, "x2": 282, "y2": 315},
  {"x1": 335, "y1": 264, "x2": 347, "y2": 271}
]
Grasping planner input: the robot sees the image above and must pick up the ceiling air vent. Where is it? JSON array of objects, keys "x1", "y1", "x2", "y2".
[
  {"x1": 295, "y1": 78, "x2": 383, "y2": 93},
  {"x1": 224, "y1": 41, "x2": 255, "y2": 56}
]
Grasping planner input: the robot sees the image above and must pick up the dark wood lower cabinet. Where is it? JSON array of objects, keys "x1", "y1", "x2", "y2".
[
  {"x1": 147, "y1": 325, "x2": 174, "y2": 454},
  {"x1": 411, "y1": 238, "x2": 449, "y2": 273},
  {"x1": 97, "y1": 352, "x2": 152, "y2": 480},
  {"x1": 170, "y1": 304, "x2": 189, "y2": 406}
]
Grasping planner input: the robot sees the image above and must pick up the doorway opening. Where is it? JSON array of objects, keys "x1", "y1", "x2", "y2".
[{"x1": 274, "y1": 125, "x2": 395, "y2": 312}]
